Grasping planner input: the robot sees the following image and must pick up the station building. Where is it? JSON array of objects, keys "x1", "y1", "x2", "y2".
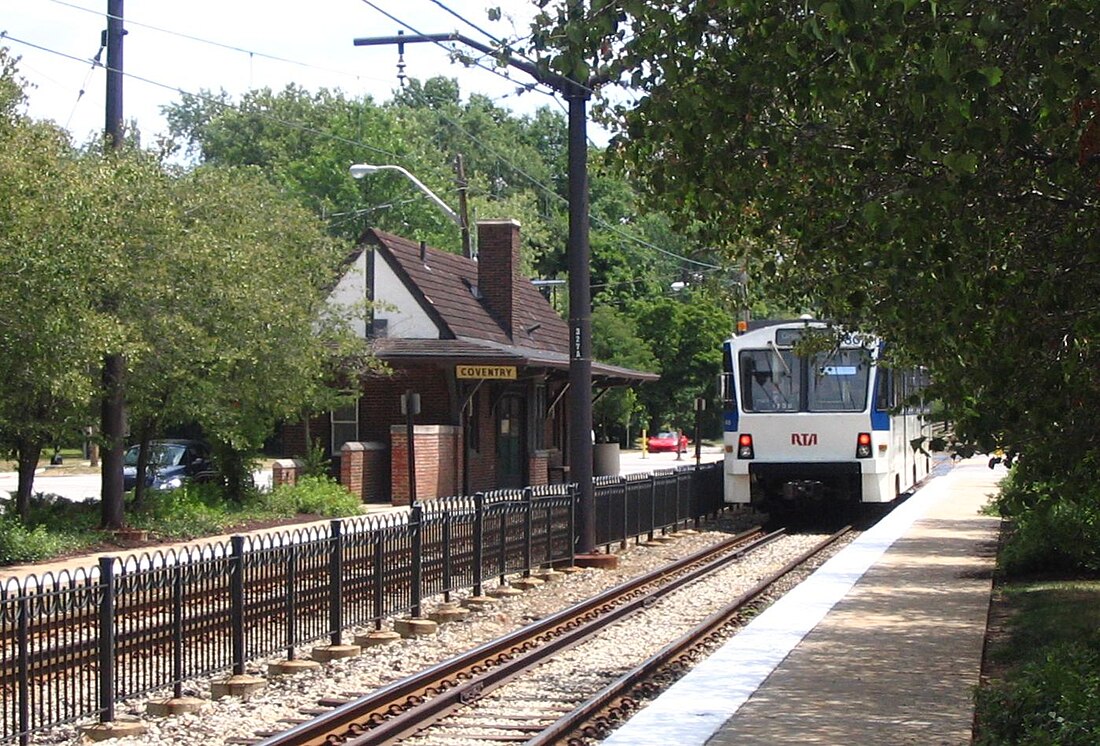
[{"x1": 279, "y1": 219, "x2": 657, "y2": 505}]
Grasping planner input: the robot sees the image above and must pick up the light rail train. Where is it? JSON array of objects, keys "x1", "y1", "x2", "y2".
[{"x1": 721, "y1": 319, "x2": 932, "y2": 510}]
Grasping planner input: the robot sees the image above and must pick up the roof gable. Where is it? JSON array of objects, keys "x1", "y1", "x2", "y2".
[{"x1": 365, "y1": 228, "x2": 569, "y2": 355}]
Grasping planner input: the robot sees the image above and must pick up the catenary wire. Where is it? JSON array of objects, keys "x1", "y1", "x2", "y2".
[
  {"x1": 4, "y1": 9, "x2": 716, "y2": 272},
  {"x1": 0, "y1": 31, "x2": 403, "y2": 161},
  {"x1": 46, "y1": 0, "x2": 389, "y2": 88},
  {"x1": 357, "y1": 0, "x2": 566, "y2": 101}
]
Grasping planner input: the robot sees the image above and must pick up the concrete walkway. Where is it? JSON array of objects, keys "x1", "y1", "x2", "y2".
[{"x1": 603, "y1": 458, "x2": 1002, "y2": 746}]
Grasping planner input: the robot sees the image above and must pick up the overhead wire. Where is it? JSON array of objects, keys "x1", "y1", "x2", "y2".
[
  {"x1": 64, "y1": 40, "x2": 104, "y2": 129},
  {"x1": 9, "y1": 2, "x2": 716, "y2": 271},
  {"x1": 352, "y1": 4, "x2": 716, "y2": 269},
  {"x1": 46, "y1": 0, "x2": 388, "y2": 88},
  {"x1": 357, "y1": 0, "x2": 562, "y2": 101},
  {"x1": 0, "y1": 31, "x2": 403, "y2": 161}
]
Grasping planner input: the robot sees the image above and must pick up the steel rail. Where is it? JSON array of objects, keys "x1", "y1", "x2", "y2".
[
  {"x1": 255, "y1": 526, "x2": 778, "y2": 746},
  {"x1": 530, "y1": 524, "x2": 854, "y2": 745}
]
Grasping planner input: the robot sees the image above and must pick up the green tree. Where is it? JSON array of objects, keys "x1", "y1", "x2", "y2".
[
  {"x1": 0, "y1": 62, "x2": 107, "y2": 518},
  {"x1": 534, "y1": 1, "x2": 1099, "y2": 482},
  {"x1": 632, "y1": 292, "x2": 731, "y2": 434},
  {"x1": 590, "y1": 306, "x2": 658, "y2": 444}
]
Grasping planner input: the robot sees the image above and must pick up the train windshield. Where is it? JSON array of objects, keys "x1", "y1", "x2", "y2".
[
  {"x1": 741, "y1": 349, "x2": 801, "y2": 412},
  {"x1": 739, "y1": 347, "x2": 871, "y2": 413},
  {"x1": 808, "y1": 349, "x2": 871, "y2": 411}
]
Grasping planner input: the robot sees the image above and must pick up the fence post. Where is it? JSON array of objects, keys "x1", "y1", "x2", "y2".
[
  {"x1": 618, "y1": 478, "x2": 629, "y2": 549},
  {"x1": 522, "y1": 487, "x2": 533, "y2": 578},
  {"x1": 649, "y1": 475, "x2": 657, "y2": 542},
  {"x1": 172, "y1": 564, "x2": 184, "y2": 696},
  {"x1": 285, "y1": 550, "x2": 298, "y2": 659},
  {"x1": 230, "y1": 536, "x2": 246, "y2": 675},
  {"x1": 668, "y1": 473, "x2": 677, "y2": 532},
  {"x1": 497, "y1": 496, "x2": 508, "y2": 585},
  {"x1": 544, "y1": 492, "x2": 554, "y2": 566},
  {"x1": 442, "y1": 511, "x2": 453, "y2": 603},
  {"x1": 411, "y1": 505, "x2": 424, "y2": 618},
  {"x1": 690, "y1": 470, "x2": 699, "y2": 528},
  {"x1": 373, "y1": 533, "x2": 385, "y2": 630},
  {"x1": 18, "y1": 592, "x2": 30, "y2": 741},
  {"x1": 98, "y1": 557, "x2": 117, "y2": 723},
  {"x1": 473, "y1": 492, "x2": 485, "y2": 597},
  {"x1": 329, "y1": 520, "x2": 344, "y2": 645}
]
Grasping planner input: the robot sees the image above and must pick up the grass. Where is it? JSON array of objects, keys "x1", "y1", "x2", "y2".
[{"x1": 974, "y1": 577, "x2": 1100, "y2": 744}]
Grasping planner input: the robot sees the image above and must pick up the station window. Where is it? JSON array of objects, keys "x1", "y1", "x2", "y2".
[{"x1": 330, "y1": 398, "x2": 359, "y2": 455}]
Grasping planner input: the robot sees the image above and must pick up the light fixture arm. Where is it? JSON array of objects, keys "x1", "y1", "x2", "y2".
[{"x1": 349, "y1": 163, "x2": 463, "y2": 228}]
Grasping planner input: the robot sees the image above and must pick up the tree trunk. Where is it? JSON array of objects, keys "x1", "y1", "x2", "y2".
[{"x1": 14, "y1": 439, "x2": 42, "y2": 522}]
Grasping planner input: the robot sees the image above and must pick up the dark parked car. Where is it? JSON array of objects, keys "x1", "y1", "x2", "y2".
[
  {"x1": 122, "y1": 439, "x2": 212, "y2": 492},
  {"x1": 647, "y1": 431, "x2": 689, "y2": 454}
]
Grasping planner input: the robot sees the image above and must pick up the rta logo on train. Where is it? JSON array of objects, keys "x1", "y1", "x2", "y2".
[{"x1": 791, "y1": 433, "x2": 818, "y2": 446}]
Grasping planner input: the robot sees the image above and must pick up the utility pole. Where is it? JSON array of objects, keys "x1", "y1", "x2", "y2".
[
  {"x1": 454, "y1": 154, "x2": 472, "y2": 259},
  {"x1": 353, "y1": 31, "x2": 603, "y2": 554},
  {"x1": 100, "y1": 0, "x2": 126, "y2": 530}
]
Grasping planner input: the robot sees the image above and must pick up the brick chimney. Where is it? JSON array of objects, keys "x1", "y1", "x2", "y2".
[{"x1": 477, "y1": 219, "x2": 522, "y2": 339}]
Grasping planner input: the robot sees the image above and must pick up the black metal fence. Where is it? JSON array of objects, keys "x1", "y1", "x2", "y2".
[{"x1": 0, "y1": 464, "x2": 722, "y2": 744}]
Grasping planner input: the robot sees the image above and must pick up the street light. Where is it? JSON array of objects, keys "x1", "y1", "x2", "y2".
[{"x1": 349, "y1": 163, "x2": 462, "y2": 227}]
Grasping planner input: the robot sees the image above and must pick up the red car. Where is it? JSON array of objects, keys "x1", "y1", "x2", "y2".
[{"x1": 647, "y1": 431, "x2": 689, "y2": 453}]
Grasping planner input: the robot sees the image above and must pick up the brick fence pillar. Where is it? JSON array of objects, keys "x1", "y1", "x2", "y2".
[
  {"x1": 272, "y1": 459, "x2": 305, "y2": 487},
  {"x1": 529, "y1": 450, "x2": 550, "y2": 487},
  {"x1": 340, "y1": 442, "x2": 366, "y2": 500}
]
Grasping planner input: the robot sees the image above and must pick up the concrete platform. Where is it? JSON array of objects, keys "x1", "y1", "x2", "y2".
[{"x1": 602, "y1": 457, "x2": 1002, "y2": 746}]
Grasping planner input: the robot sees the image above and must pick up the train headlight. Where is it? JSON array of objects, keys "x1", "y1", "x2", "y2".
[
  {"x1": 737, "y1": 433, "x2": 755, "y2": 459},
  {"x1": 856, "y1": 432, "x2": 873, "y2": 459}
]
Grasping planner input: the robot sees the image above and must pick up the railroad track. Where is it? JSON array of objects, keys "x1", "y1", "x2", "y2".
[{"x1": 246, "y1": 525, "x2": 850, "y2": 746}]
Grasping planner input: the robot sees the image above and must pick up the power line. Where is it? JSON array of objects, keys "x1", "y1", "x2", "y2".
[
  {"x1": 5, "y1": 11, "x2": 713, "y2": 271},
  {"x1": 424, "y1": 0, "x2": 506, "y2": 46},
  {"x1": 0, "y1": 31, "x2": 403, "y2": 161},
  {"x1": 356, "y1": 0, "x2": 564, "y2": 101},
  {"x1": 46, "y1": 0, "x2": 388, "y2": 88}
]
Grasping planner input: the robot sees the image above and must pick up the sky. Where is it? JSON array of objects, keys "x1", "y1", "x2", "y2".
[{"x1": 0, "y1": 0, "x2": 606, "y2": 148}]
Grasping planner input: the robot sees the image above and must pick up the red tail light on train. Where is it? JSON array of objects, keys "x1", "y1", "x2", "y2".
[
  {"x1": 737, "y1": 433, "x2": 755, "y2": 459},
  {"x1": 856, "y1": 432, "x2": 873, "y2": 458}
]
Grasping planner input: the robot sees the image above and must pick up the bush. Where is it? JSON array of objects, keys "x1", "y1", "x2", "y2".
[
  {"x1": 127, "y1": 483, "x2": 231, "y2": 538},
  {"x1": 0, "y1": 516, "x2": 82, "y2": 566},
  {"x1": 260, "y1": 476, "x2": 360, "y2": 518},
  {"x1": 995, "y1": 470, "x2": 1100, "y2": 575},
  {"x1": 975, "y1": 638, "x2": 1100, "y2": 745}
]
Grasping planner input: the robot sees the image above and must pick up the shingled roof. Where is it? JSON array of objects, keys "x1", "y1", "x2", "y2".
[
  {"x1": 365, "y1": 226, "x2": 569, "y2": 353},
  {"x1": 359, "y1": 225, "x2": 657, "y2": 385}
]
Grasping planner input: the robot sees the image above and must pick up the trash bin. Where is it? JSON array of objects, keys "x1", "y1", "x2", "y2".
[{"x1": 593, "y1": 443, "x2": 621, "y2": 477}]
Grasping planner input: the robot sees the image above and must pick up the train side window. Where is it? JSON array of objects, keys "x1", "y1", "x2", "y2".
[{"x1": 875, "y1": 368, "x2": 893, "y2": 411}]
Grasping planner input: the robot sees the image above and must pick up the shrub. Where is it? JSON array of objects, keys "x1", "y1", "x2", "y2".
[
  {"x1": 0, "y1": 516, "x2": 81, "y2": 565},
  {"x1": 975, "y1": 638, "x2": 1100, "y2": 745},
  {"x1": 127, "y1": 483, "x2": 229, "y2": 538},
  {"x1": 994, "y1": 467, "x2": 1100, "y2": 575},
  {"x1": 261, "y1": 476, "x2": 360, "y2": 518}
]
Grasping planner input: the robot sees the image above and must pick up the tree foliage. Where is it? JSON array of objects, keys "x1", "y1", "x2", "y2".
[
  {"x1": 161, "y1": 74, "x2": 734, "y2": 436},
  {"x1": 0, "y1": 53, "x2": 368, "y2": 521},
  {"x1": 531, "y1": 1, "x2": 1098, "y2": 484}
]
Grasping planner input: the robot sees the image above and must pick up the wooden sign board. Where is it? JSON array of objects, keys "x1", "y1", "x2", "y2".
[{"x1": 456, "y1": 365, "x2": 517, "y2": 380}]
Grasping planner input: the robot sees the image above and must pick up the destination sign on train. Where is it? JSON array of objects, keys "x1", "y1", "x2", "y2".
[{"x1": 456, "y1": 365, "x2": 517, "y2": 380}]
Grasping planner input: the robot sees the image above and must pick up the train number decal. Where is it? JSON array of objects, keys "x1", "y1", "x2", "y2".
[{"x1": 791, "y1": 433, "x2": 818, "y2": 446}]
